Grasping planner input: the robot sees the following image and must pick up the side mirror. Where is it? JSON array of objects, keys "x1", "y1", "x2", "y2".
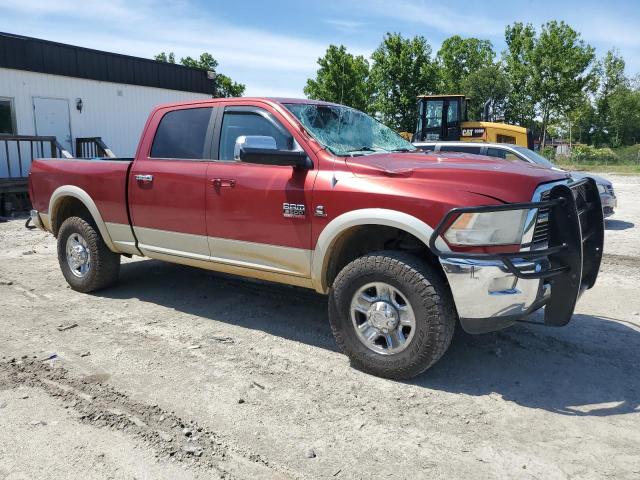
[{"x1": 234, "y1": 135, "x2": 312, "y2": 169}]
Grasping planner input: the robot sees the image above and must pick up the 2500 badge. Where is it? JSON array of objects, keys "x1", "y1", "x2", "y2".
[{"x1": 283, "y1": 203, "x2": 305, "y2": 218}]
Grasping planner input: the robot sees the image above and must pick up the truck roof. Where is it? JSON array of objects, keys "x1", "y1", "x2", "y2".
[{"x1": 151, "y1": 97, "x2": 341, "y2": 111}]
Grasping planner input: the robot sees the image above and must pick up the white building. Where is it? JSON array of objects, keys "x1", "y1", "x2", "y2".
[{"x1": 0, "y1": 32, "x2": 213, "y2": 182}]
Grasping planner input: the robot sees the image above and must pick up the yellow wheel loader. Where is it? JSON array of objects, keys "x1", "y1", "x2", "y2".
[{"x1": 411, "y1": 95, "x2": 533, "y2": 148}]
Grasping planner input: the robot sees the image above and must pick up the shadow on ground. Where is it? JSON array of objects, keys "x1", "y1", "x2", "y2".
[
  {"x1": 605, "y1": 219, "x2": 634, "y2": 230},
  {"x1": 98, "y1": 258, "x2": 640, "y2": 418}
]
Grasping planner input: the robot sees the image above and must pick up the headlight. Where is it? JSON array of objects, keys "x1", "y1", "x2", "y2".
[
  {"x1": 597, "y1": 184, "x2": 606, "y2": 194},
  {"x1": 444, "y1": 209, "x2": 528, "y2": 246}
]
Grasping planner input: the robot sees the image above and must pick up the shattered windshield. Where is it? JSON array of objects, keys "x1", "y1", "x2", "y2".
[{"x1": 284, "y1": 103, "x2": 416, "y2": 156}]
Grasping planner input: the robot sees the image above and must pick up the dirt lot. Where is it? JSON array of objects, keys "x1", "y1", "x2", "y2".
[{"x1": 1, "y1": 174, "x2": 639, "y2": 479}]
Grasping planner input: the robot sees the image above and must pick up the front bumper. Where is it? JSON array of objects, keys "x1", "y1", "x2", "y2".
[
  {"x1": 440, "y1": 257, "x2": 551, "y2": 333},
  {"x1": 430, "y1": 179, "x2": 604, "y2": 333}
]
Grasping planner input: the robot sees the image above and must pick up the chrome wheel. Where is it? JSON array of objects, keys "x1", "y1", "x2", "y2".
[
  {"x1": 65, "y1": 233, "x2": 91, "y2": 278},
  {"x1": 350, "y1": 282, "x2": 416, "y2": 355}
]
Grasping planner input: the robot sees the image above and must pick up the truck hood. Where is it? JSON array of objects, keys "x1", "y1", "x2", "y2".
[{"x1": 346, "y1": 151, "x2": 571, "y2": 203}]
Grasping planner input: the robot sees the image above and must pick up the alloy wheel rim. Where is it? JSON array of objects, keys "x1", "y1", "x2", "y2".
[
  {"x1": 350, "y1": 282, "x2": 416, "y2": 355},
  {"x1": 66, "y1": 233, "x2": 91, "y2": 278}
]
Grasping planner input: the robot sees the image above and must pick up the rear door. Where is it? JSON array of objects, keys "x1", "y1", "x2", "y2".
[
  {"x1": 128, "y1": 106, "x2": 216, "y2": 259},
  {"x1": 204, "y1": 105, "x2": 316, "y2": 278}
]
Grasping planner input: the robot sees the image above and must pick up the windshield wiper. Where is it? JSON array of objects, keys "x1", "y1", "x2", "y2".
[{"x1": 389, "y1": 148, "x2": 416, "y2": 152}]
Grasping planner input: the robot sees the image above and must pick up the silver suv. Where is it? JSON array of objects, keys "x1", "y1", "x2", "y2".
[{"x1": 414, "y1": 141, "x2": 617, "y2": 217}]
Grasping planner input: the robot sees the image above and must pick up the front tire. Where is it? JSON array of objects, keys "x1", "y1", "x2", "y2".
[
  {"x1": 329, "y1": 251, "x2": 455, "y2": 379},
  {"x1": 57, "y1": 216, "x2": 120, "y2": 293}
]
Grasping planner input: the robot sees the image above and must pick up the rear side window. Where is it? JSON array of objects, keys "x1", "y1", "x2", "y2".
[
  {"x1": 486, "y1": 147, "x2": 507, "y2": 159},
  {"x1": 219, "y1": 110, "x2": 292, "y2": 161},
  {"x1": 151, "y1": 108, "x2": 212, "y2": 159},
  {"x1": 440, "y1": 145, "x2": 482, "y2": 154},
  {"x1": 487, "y1": 148, "x2": 522, "y2": 161}
]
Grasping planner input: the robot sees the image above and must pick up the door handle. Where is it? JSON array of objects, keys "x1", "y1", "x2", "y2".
[
  {"x1": 211, "y1": 178, "x2": 236, "y2": 188},
  {"x1": 135, "y1": 174, "x2": 153, "y2": 183}
]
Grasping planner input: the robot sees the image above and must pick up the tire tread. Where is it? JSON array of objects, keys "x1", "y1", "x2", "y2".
[
  {"x1": 57, "y1": 217, "x2": 120, "y2": 293},
  {"x1": 329, "y1": 251, "x2": 456, "y2": 379}
]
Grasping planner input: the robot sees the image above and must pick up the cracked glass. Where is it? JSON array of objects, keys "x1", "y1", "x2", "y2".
[{"x1": 284, "y1": 103, "x2": 416, "y2": 156}]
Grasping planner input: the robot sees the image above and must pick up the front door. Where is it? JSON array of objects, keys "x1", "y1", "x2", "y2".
[
  {"x1": 205, "y1": 105, "x2": 316, "y2": 278},
  {"x1": 33, "y1": 97, "x2": 73, "y2": 153},
  {"x1": 128, "y1": 106, "x2": 215, "y2": 259}
]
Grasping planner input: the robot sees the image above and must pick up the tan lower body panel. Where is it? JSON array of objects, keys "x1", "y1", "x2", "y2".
[
  {"x1": 106, "y1": 222, "x2": 140, "y2": 255},
  {"x1": 126, "y1": 226, "x2": 314, "y2": 289},
  {"x1": 143, "y1": 249, "x2": 314, "y2": 289}
]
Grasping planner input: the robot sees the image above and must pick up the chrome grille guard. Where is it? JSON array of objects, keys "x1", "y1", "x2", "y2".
[{"x1": 429, "y1": 178, "x2": 604, "y2": 326}]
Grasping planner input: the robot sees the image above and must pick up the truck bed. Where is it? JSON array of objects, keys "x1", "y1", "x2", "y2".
[{"x1": 29, "y1": 158, "x2": 133, "y2": 226}]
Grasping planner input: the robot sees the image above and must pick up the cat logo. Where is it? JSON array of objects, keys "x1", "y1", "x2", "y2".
[
  {"x1": 461, "y1": 128, "x2": 485, "y2": 138},
  {"x1": 283, "y1": 203, "x2": 305, "y2": 218}
]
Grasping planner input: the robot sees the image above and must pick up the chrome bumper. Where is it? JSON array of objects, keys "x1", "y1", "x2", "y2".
[
  {"x1": 441, "y1": 257, "x2": 551, "y2": 333},
  {"x1": 429, "y1": 178, "x2": 604, "y2": 335}
]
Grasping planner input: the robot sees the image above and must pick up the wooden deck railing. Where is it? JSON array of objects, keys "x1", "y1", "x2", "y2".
[
  {"x1": 0, "y1": 135, "x2": 71, "y2": 179},
  {"x1": 76, "y1": 137, "x2": 116, "y2": 158}
]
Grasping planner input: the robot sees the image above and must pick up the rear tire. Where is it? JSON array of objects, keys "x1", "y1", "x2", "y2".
[
  {"x1": 328, "y1": 251, "x2": 455, "y2": 379},
  {"x1": 57, "y1": 216, "x2": 120, "y2": 293}
]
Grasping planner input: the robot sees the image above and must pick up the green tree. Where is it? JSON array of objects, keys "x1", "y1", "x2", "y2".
[
  {"x1": 369, "y1": 33, "x2": 439, "y2": 132},
  {"x1": 503, "y1": 21, "x2": 596, "y2": 146},
  {"x1": 154, "y1": 52, "x2": 245, "y2": 98},
  {"x1": 503, "y1": 22, "x2": 537, "y2": 127},
  {"x1": 461, "y1": 64, "x2": 510, "y2": 120},
  {"x1": 592, "y1": 50, "x2": 628, "y2": 145},
  {"x1": 304, "y1": 45, "x2": 371, "y2": 112},
  {"x1": 154, "y1": 52, "x2": 175, "y2": 63},
  {"x1": 567, "y1": 95, "x2": 596, "y2": 145},
  {"x1": 531, "y1": 21, "x2": 596, "y2": 147},
  {"x1": 608, "y1": 85, "x2": 640, "y2": 146},
  {"x1": 436, "y1": 36, "x2": 495, "y2": 94}
]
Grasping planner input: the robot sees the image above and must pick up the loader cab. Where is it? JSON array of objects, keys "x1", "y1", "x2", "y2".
[{"x1": 413, "y1": 95, "x2": 467, "y2": 142}]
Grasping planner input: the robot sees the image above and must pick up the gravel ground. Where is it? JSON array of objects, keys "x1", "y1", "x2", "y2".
[{"x1": 1, "y1": 175, "x2": 639, "y2": 479}]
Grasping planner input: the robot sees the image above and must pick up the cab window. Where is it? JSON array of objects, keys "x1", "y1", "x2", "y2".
[
  {"x1": 150, "y1": 107, "x2": 213, "y2": 159},
  {"x1": 219, "y1": 109, "x2": 292, "y2": 161},
  {"x1": 496, "y1": 134, "x2": 516, "y2": 144},
  {"x1": 425, "y1": 100, "x2": 443, "y2": 128},
  {"x1": 446, "y1": 100, "x2": 459, "y2": 124}
]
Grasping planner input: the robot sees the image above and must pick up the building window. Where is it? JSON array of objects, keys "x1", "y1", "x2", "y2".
[{"x1": 0, "y1": 98, "x2": 16, "y2": 134}]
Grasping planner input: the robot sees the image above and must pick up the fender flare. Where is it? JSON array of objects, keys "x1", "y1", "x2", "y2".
[
  {"x1": 311, "y1": 208, "x2": 449, "y2": 293},
  {"x1": 48, "y1": 185, "x2": 118, "y2": 252}
]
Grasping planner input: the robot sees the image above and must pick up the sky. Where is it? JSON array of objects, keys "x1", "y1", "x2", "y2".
[{"x1": 1, "y1": 0, "x2": 639, "y2": 97}]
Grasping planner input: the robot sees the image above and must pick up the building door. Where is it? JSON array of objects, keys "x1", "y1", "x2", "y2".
[{"x1": 33, "y1": 97, "x2": 73, "y2": 153}]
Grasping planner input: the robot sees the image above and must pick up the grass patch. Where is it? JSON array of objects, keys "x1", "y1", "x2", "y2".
[
  {"x1": 554, "y1": 161, "x2": 640, "y2": 174},
  {"x1": 551, "y1": 144, "x2": 640, "y2": 174}
]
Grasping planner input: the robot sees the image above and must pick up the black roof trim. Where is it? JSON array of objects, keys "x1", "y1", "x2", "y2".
[{"x1": 0, "y1": 32, "x2": 215, "y2": 95}]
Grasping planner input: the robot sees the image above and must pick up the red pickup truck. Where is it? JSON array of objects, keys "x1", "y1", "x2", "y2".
[{"x1": 28, "y1": 98, "x2": 604, "y2": 379}]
